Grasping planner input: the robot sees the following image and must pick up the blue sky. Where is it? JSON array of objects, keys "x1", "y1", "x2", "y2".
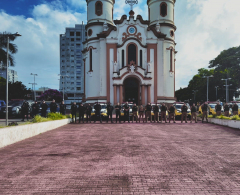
[{"x1": 0, "y1": 0, "x2": 240, "y2": 91}]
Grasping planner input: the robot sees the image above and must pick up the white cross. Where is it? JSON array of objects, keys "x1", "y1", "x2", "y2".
[
  {"x1": 130, "y1": 65, "x2": 135, "y2": 73},
  {"x1": 125, "y1": 0, "x2": 138, "y2": 11}
]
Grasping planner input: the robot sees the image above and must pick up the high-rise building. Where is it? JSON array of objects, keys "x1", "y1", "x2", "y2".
[
  {"x1": 0, "y1": 69, "x2": 18, "y2": 83},
  {"x1": 59, "y1": 23, "x2": 86, "y2": 102}
]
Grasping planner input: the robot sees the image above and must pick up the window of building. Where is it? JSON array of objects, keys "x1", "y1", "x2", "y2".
[
  {"x1": 90, "y1": 49, "x2": 93, "y2": 71},
  {"x1": 95, "y1": 1, "x2": 103, "y2": 16},
  {"x1": 71, "y1": 38, "x2": 74, "y2": 41},
  {"x1": 71, "y1": 60, "x2": 74, "y2": 63},
  {"x1": 62, "y1": 49, "x2": 65, "y2": 51},
  {"x1": 170, "y1": 30, "x2": 174, "y2": 37},
  {"x1": 76, "y1": 38, "x2": 81, "y2": 41},
  {"x1": 140, "y1": 50, "x2": 143, "y2": 67},
  {"x1": 76, "y1": 71, "x2": 81, "y2": 74},
  {"x1": 88, "y1": 29, "x2": 92, "y2": 37},
  {"x1": 170, "y1": 49, "x2": 173, "y2": 71},
  {"x1": 62, "y1": 60, "x2": 65, "y2": 62},
  {"x1": 122, "y1": 50, "x2": 124, "y2": 68},
  {"x1": 71, "y1": 44, "x2": 74, "y2": 46},
  {"x1": 76, "y1": 44, "x2": 81, "y2": 47},
  {"x1": 85, "y1": 32, "x2": 87, "y2": 37},
  {"x1": 128, "y1": 44, "x2": 136, "y2": 64},
  {"x1": 70, "y1": 32, "x2": 74, "y2": 36},
  {"x1": 71, "y1": 82, "x2": 74, "y2": 84},
  {"x1": 77, "y1": 82, "x2": 81, "y2": 85},
  {"x1": 71, "y1": 55, "x2": 74, "y2": 57},
  {"x1": 62, "y1": 44, "x2": 65, "y2": 46},
  {"x1": 76, "y1": 32, "x2": 81, "y2": 36},
  {"x1": 76, "y1": 66, "x2": 81, "y2": 69},
  {"x1": 77, "y1": 87, "x2": 81, "y2": 90},
  {"x1": 76, "y1": 76, "x2": 81, "y2": 79},
  {"x1": 76, "y1": 49, "x2": 81, "y2": 53},
  {"x1": 61, "y1": 55, "x2": 65, "y2": 57},
  {"x1": 76, "y1": 60, "x2": 81, "y2": 63},
  {"x1": 160, "y1": 2, "x2": 167, "y2": 17},
  {"x1": 76, "y1": 55, "x2": 81, "y2": 58}
]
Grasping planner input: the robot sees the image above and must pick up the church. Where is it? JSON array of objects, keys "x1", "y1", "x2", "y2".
[{"x1": 82, "y1": 0, "x2": 177, "y2": 105}]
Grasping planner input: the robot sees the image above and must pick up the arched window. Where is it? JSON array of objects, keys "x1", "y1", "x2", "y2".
[
  {"x1": 140, "y1": 50, "x2": 143, "y2": 67},
  {"x1": 122, "y1": 50, "x2": 125, "y2": 68},
  {"x1": 128, "y1": 44, "x2": 136, "y2": 64},
  {"x1": 95, "y1": 1, "x2": 103, "y2": 16},
  {"x1": 90, "y1": 49, "x2": 93, "y2": 71},
  {"x1": 160, "y1": 2, "x2": 167, "y2": 17}
]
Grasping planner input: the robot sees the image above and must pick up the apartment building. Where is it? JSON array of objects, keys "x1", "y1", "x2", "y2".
[{"x1": 0, "y1": 69, "x2": 18, "y2": 83}]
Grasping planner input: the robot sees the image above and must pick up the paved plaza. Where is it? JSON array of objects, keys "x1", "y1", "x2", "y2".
[{"x1": 1, "y1": 122, "x2": 240, "y2": 194}]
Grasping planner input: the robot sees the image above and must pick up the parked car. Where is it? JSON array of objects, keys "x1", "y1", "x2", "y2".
[
  {"x1": 173, "y1": 102, "x2": 191, "y2": 119},
  {"x1": 91, "y1": 103, "x2": 108, "y2": 120}
]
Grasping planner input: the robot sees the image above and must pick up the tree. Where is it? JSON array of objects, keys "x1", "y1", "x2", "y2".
[
  {"x1": 0, "y1": 32, "x2": 19, "y2": 68},
  {"x1": 39, "y1": 89, "x2": 64, "y2": 102}
]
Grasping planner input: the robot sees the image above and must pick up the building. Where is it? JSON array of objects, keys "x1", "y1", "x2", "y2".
[
  {"x1": 59, "y1": 23, "x2": 86, "y2": 103},
  {"x1": 83, "y1": 0, "x2": 177, "y2": 104},
  {"x1": 0, "y1": 69, "x2": 18, "y2": 83}
]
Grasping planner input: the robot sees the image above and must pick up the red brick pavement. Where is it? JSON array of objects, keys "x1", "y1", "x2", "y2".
[{"x1": 1, "y1": 122, "x2": 240, "y2": 194}]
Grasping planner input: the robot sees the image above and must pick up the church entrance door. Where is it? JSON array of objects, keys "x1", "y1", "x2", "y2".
[{"x1": 123, "y1": 77, "x2": 139, "y2": 105}]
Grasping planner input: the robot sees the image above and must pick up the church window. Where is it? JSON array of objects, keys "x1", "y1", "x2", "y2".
[
  {"x1": 95, "y1": 1, "x2": 103, "y2": 16},
  {"x1": 88, "y1": 29, "x2": 92, "y2": 37},
  {"x1": 122, "y1": 50, "x2": 124, "y2": 68},
  {"x1": 160, "y1": 2, "x2": 167, "y2": 17},
  {"x1": 140, "y1": 50, "x2": 143, "y2": 67},
  {"x1": 128, "y1": 44, "x2": 136, "y2": 65},
  {"x1": 148, "y1": 8, "x2": 150, "y2": 20},
  {"x1": 170, "y1": 49, "x2": 173, "y2": 71},
  {"x1": 170, "y1": 30, "x2": 174, "y2": 37},
  {"x1": 90, "y1": 49, "x2": 93, "y2": 71}
]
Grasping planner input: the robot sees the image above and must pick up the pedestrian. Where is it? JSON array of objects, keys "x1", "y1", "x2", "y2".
[
  {"x1": 138, "y1": 104, "x2": 144, "y2": 123},
  {"x1": 78, "y1": 102, "x2": 85, "y2": 123},
  {"x1": 132, "y1": 103, "x2": 138, "y2": 123},
  {"x1": 59, "y1": 101, "x2": 66, "y2": 115},
  {"x1": 201, "y1": 102, "x2": 208, "y2": 123},
  {"x1": 190, "y1": 103, "x2": 197, "y2": 123},
  {"x1": 123, "y1": 102, "x2": 130, "y2": 123},
  {"x1": 181, "y1": 103, "x2": 188, "y2": 123},
  {"x1": 21, "y1": 101, "x2": 29, "y2": 121},
  {"x1": 145, "y1": 102, "x2": 152, "y2": 123},
  {"x1": 232, "y1": 103, "x2": 239, "y2": 116},
  {"x1": 94, "y1": 102, "x2": 102, "y2": 123},
  {"x1": 41, "y1": 100, "x2": 48, "y2": 117},
  {"x1": 50, "y1": 99, "x2": 58, "y2": 113},
  {"x1": 168, "y1": 104, "x2": 176, "y2": 123},
  {"x1": 160, "y1": 103, "x2": 167, "y2": 123},
  {"x1": 115, "y1": 102, "x2": 121, "y2": 123},
  {"x1": 153, "y1": 103, "x2": 159, "y2": 123},
  {"x1": 224, "y1": 103, "x2": 230, "y2": 117},
  {"x1": 107, "y1": 102, "x2": 114, "y2": 123},
  {"x1": 71, "y1": 102, "x2": 77, "y2": 123},
  {"x1": 31, "y1": 101, "x2": 39, "y2": 117},
  {"x1": 215, "y1": 102, "x2": 222, "y2": 116},
  {"x1": 86, "y1": 103, "x2": 92, "y2": 123}
]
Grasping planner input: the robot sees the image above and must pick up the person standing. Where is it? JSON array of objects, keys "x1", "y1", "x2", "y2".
[
  {"x1": 86, "y1": 104, "x2": 92, "y2": 123},
  {"x1": 138, "y1": 104, "x2": 144, "y2": 123},
  {"x1": 132, "y1": 103, "x2": 138, "y2": 123},
  {"x1": 78, "y1": 103, "x2": 85, "y2": 123},
  {"x1": 145, "y1": 102, "x2": 152, "y2": 123},
  {"x1": 123, "y1": 102, "x2": 130, "y2": 123},
  {"x1": 31, "y1": 101, "x2": 39, "y2": 117},
  {"x1": 160, "y1": 103, "x2": 167, "y2": 123},
  {"x1": 153, "y1": 103, "x2": 159, "y2": 123},
  {"x1": 115, "y1": 102, "x2": 121, "y2": 123},
  {"x1": 21, "y1": 101, "x2": 29, "y2": 121},
  {"x1": 181, "y1": 103, "x2": 188, "y2": 123},
  {"x1": 232, "y1": 103, "x2": 239, "y2": 116},
  {"x1": 224, "y1": 103, "x2": 230, "y2": 117},
  {"x1": 168, "y1": 104, "x2": 176, "y2": 123},
  {"x1": 50, "y1": 99, "x2": 58, "y2": 113},
  {"x1": 60, "y1": 101, "x2": 66, "y2": 115},
  {"x1": 71, "y1": 102, "x2": 77, "y2": 123},
  {"x1": 215, "y1": 102, "x2": 222, "y2": 116},
  {"x1": 94, "y1": 102, "x2": 102, "y2": 123},
  {"x1": 201, "y1": 102, "x2": 208, "y2": 123},
  {"x1": 41, "y1": 100, "x2": 48, "y2": 117},
  {"x1": 107, "y1": 102, "x2": 114, "y2": 123},
  {"x1": 191, "y1": 103, "x2": 197, "y2": 123}
]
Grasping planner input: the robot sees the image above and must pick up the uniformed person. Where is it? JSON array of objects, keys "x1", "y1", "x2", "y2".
[
  {"x1": 41, "y1": 100, "x2": 48, "y2": 117},
  {"x1": 232, "y1": 103, "x2": 239, "y2": 116},
  {"x1": 78, "y1": 102, "x2": 85, "y2": 123},
  {"x1": 71, "y1": 102, "x2": 77, "y2": 123},
  {"x1": 145, "y1": 102, "x2": 152, "y2": 123},
  {"x1": 123, "y1": 102, "x2": 130, "y2": 123},
  {"x1": 160, "y1": 103, "x2": 167, "y2": 123},
  {"x1": 115, "y1": 102, "x2": 121, "y2": 123},
  {"x1": 201, "y1": 102, "x2": 208, "y2": 123},
  {"x1": 215, "y1": 102, "x2": 222, "y2": 116},
  {"x1": 50, "y1": 99, "x2": 58, "y2": 113},
  {"x1": 153, "y1": 103, "x2": 159, "y2": 123},
  {"x1": 59, "y1": 101, "x2": 66, "y2": 115},
  {"x1": 21, "y1": 101, "x2": 29, "y2": 121},
  {"x1": 132, "y1": 103, "x2": 138, "y2": 123},
  {"x1": 168, "y1": 104, "x2": 176, "y2": 123},
  {"x1": 181, "y1": 103, "x2": 188, "y2": 123},
  {"x1": 138, "y1": 104, "x2": 144, "y2": 123},
  {"x1": 31, "y1": 101, "x2": 39, "y2": 117},
  {"x1": 224, "y1": 103, "x2": 230, "y2": 117},
  {"x1": 190, "y1": 103, "x2": 197, "y2": 123},
  {"x1": 94, "y1": 102, "x2": 102, "y2": 123},
  {"x1": 107, "y1": 102, "x2": 114, "y2": 123},
  {"x1": 86, "y1": 103, "x2": 92, "y2": 123}
]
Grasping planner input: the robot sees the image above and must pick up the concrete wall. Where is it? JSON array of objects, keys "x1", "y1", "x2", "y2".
[
  {"x1": 208, "y1": 118, "x2": 240, "y2": 129},
  {"x1": 0, "y1": 119, "x2": 71, "y2": 149}
]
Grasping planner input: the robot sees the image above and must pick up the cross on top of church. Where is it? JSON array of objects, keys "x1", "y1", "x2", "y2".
[{"x1": 125, "y1": 0, "x2": 138, "y2": 11}]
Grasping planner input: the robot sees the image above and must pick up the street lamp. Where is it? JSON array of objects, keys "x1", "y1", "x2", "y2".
[
  {"x1": 29, "y1": 82, "x2": 37, "y2": 100},
  {"x1": 215, "y1": 86, "x2": 219, "y2": 101},
  {"x1": 0, "y1": 32, "x2": 21, "y2": 126},
  {"x1": 58, "y1": 74, "x2": 69, "y2": 101},
  {"x1": 202, "y1": 75, "x2": 214, "y2": 102},
  {"x1": 192, "y1": 90, "x2": 198, "y2": 103},
  {"x1": 30, "y1": 73, "x2": 38, "y2": 101},
  {"x1": 222, "y1": 78, "x2": 232, "y2": 102}
]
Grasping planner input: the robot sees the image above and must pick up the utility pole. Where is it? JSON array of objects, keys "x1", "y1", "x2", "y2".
[
  {"x1": 202, "y1": 75, "x2": 213, "y2": 102},
  {"x1": 30, "y1": 73, "x2": 38, "y2": 101},
  {"x1": 215, "y1": 86, "x2": 219, "y2": 101},
  {"x1": 222, "y1": 78, "x2": 232, "y2": 102},
  {"x1": 29, "y1": 82, "x2": 37, "y2": 100},
  {"x1": 58, "y1": 74, "x2": 69, "y2": 101},
  {"x1": 192, "y1": 90, "x2": 198, "y2": 103}
]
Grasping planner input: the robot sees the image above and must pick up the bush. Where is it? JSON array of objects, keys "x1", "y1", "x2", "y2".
[
  {"x1": 66, "y1": 114, "x2": 72, "y2": 118},
  {"x1": 208, "y1": 115, "x2": 213, "y2": 118},
  {"x1": 32, "y1": 115, "x2": 51, "y2": 123},
  {"x1": 47, "y1": 112, "x2": 67, "y2": 120},
  {"x1": 198, "y1": 113, "x2": 202, "y2": 118},
  {"x1": 231, "y1": 115, "x2": 239, "y2": 120}
]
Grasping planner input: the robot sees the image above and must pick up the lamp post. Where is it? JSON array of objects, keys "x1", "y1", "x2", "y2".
[
  {"x1": 192, "y1": 90, "x2": 198, "y2": 103},
  {"x1": 222, "y1": 78, "x2": 232, "y2": 103},
  {"x1": 202, "y1": 75, "x2": 213, "y2": 102},
  {"x1": 1, "y1": 32, "x2": 21, "y2": 126},
  {"x1": 58, "y1": 74, "x2": 69, "y2": 101},
  {"x1": 215, "y1": 86, "x2": 219, "y2": 101},
  {"x1": 29, "y1": 82, "x2": 37, "y2": 100},
  {"x1": 30, "y1": 73, "x2": 38, "y2": 101}
]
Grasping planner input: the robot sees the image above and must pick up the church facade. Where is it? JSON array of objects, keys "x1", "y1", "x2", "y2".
[{"x1": 82, "y1": 0, "x2": 177, "y2": 105}]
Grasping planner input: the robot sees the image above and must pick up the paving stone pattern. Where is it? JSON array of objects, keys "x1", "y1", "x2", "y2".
[{"x1": 1, "y1": 122, "x2": 240, "y2": 194}]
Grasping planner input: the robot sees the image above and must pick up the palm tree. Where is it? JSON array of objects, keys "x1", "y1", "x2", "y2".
[{"x1": 0, "y1": 32, "x2": 19, "y2": 68}]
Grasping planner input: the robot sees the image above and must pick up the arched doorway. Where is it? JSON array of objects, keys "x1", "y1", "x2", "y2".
[{"x1": 123, "y1": 77, "x2": 140, "y2": 104}]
